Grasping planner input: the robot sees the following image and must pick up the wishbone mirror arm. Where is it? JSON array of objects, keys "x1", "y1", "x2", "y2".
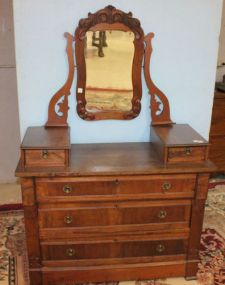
[
  {"x1": 45, "y1": 32, "x2": 75, "y2": 127},
  {"x1": 144, "y1": 32, "x2": 173, "y2": 125}
]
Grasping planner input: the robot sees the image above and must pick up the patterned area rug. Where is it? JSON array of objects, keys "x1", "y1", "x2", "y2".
[{"x1": 0, "y1": 181, "x2": 224, "y2": 285}]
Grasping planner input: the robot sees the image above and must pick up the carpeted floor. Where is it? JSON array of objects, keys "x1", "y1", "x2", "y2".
[{"x1": 0, "y1": 181, "x2": 224, "y2": 285}]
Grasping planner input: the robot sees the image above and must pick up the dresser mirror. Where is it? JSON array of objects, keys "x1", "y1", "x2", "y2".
[
  {"x1": 85, "y1": 30, "x2": 134, "y2": 113},
  {"x1": 75, "y1": 7, "x2": 145, "y2": 121}
]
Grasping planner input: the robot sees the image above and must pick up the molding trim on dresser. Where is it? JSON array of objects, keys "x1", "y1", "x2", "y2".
[{"x1": 16, "y1": 5, "x2": 216, "y2": 285}]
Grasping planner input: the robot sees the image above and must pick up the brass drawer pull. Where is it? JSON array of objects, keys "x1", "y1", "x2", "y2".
[
  {"x1": 185, "y1": 147, "x2": 192, "y2": 155},
  {"x1": 156, "y1": 244, "x2": 165, "y2": 253},
  {"x1": 42, "y1": 150, "x2": 48, "y2": 159},
  {"x1": 63, "y1": 184, "x2": 72, "y2": 194},
  {"x1": 64, "y1": 215, "x2": 73, "y2": 224},
  {"x1": 162, "y1": 182, "x2": 171, "y2": 191},
  {"x1": 158, "y1": 210, "x2": 167, "y2": 219},
  {"x1": 66, "y1": 248, "x2": 75, "y2": 257}
]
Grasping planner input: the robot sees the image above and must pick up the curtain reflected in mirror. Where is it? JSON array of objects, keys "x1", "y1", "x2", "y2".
[{"x1": 85, "y1": 30, "x2": 135, "y2": 112}]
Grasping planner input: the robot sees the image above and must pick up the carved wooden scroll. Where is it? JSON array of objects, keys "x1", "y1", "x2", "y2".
[
  {"x1": 144, "y1": 33, "x2": 173, "y2": 125},
  {"x1": 45, "y1": 33, "x2": 75, "y2": 127}
]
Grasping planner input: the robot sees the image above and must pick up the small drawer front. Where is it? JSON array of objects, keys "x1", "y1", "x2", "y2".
[
  {"x1": 38, "y1": 201, "x2": 191, "y2": 228},
  {"x1": 42, "y1": 239, "x2": 187, "y2": 260},
  {"x1": 36, "y1": 174, "x2": 196, "y2": 200},
  {"x1": 167, "y1": 146, "x2": 207, "y2": 163},
  {"x1": 24, "y1": 149, "x2": 67, "y2": 167}
]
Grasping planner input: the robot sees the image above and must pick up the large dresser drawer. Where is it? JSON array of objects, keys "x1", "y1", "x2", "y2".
[
  {"x1": 41, "y1": 238, "x2": 188, "y2": 260},
  {"x1": 36, "y1": 174, "x2": 196, "y2": 201},
  {"x1": 38, "y1": 200, "x2": 191, "y2": 229}
]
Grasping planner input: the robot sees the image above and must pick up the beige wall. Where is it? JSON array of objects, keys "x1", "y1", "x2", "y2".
[{"x1": 0, "y1": 0, "x2": 20, "y2": 183}]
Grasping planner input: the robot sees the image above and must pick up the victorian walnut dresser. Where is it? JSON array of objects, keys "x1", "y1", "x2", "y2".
[{"x1": 15, "y1": 6, "x2": 215, "y2": 285}]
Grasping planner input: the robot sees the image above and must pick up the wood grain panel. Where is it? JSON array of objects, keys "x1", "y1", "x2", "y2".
[
  {"x1": 25, "y1": 149, "x2": 66, "y2": 167},
  {"x1": 42, "y1": 261, "x2": 186, "y2": 284},
  {"x1": 20, "y1": 178, "x2": 43, "y2": 284},
  {"x1": 36, "y1": 174, "x2": 196, "y2": 201},
  {"x1": 167, "y1": 146, "x2": 207, "y2": 163},
  {"x1": 39, "y1": 223, "x2": 190, "y2": 241},
  {"x1": 15, "y1": 143, "x2": 216, "y2": 177},
  {"x1": 38, "y1": 201, "x2": 191, "y2": 228},
  {"x1": 41, "y1": 239, "x2": 188, "y2": 260},
  {"x1": 42, "y1": 254, "x2": 186, "y2": 267}
]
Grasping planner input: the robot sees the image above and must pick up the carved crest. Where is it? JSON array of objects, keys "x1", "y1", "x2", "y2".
[{"x1": 77, "y1": 5, "x2": 144, "y2": 40}]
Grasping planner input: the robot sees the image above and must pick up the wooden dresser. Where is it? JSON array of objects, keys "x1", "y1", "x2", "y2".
[
  {"x1": 15, "y1": 124, "x2": 215, "y2": 285},
  {"x1": 209, "y1": 90, "x2": 225, "y2": 172},
  {"x1": 15, "y1": 6, "x2": 216, "y2": 284}
]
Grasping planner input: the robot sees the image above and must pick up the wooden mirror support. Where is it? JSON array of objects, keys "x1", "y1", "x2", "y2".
[
  {"x1": 45, "y1": 32, "x2": 75, "y2": 127},
  {"x1": 45, "y1": 6, "x2": 173, "y2": 126},
  {"x1": 144, "y1": 33, "x2": 173, "y2": 125}
]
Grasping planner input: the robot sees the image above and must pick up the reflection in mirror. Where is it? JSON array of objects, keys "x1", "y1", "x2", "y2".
[{"x1": 85, "y1": 30, "x2": 135, "y2": 112}]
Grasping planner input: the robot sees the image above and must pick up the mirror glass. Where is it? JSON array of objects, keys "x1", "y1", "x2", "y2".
[{"x1": 84, "y1": 30, "x2": 135, "y2": 112}]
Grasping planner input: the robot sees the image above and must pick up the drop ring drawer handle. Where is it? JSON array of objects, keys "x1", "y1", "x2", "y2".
[
  {"x1": 64, "y1": 215, "x2": 73, "y2": 224},
  {"x1": 66, "y1": 248, "x2": 75, "y2": 257},
  {"x1": 185, "y1": 147, "x2": 192, "y2": 155},
  {"x1": 42, "y1": 150, "x2": 48, "y2": 159},
  {"x1": 156, "y1": 244, "x2": 165, "y2": 253},
  {"x1": 162, "y1": 182, "x2": 171, "y2": 191},
  {"x1": 63, "y1": 184, "x2": 72, "y2": 194},
  {"x1": 158, "y1": 210, "x2": 167, "y2": 219}
]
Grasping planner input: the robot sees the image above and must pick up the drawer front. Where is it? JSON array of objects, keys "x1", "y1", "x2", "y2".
[
  {"x1": 167, "y1": 146, "x2": 207, "y2": 163},
  {"x1": 24, "y1": 149, "x2": 67, "y2": 167},
  {"x1": 42, "y1": 239, "x2": 188, "y2": 260},
  {"x1": 38, "y1": 201, "x2": 191, "y2": 228},
  {"x1": 36, "y1": 174, "x2": 196, "y2": 201}
]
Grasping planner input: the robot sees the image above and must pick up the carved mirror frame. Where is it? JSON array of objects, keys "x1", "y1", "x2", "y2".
[
  {"x1": 75, "y1": 6, "x2": 144, "y2": 120},
  {"x1": 45, "y1": 6, "x2": 173, "y2": 127}
]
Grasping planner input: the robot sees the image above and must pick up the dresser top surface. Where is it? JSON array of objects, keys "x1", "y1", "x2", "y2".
[
  {"x1": 152, "y1": 124, "x2": 208, "y2": 146},
  {"x1": 16, "y1": 142, "x2": 215, "y2": 177},
  {"x1": 21, "y1": 127, "x2": 70, "y2": 149}
]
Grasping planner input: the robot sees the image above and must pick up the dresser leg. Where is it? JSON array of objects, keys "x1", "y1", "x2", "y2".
[
  {"x1": 21, "y1": 178, "x2": 43, "y2": 285},
  {"x1": 29, "y1": 270, "x2": 43, "y2": 285}
]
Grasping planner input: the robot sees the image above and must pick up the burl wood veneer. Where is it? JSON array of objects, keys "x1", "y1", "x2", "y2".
[{"x1": 16, "y1": 126, "x2": 215, "y2": 285}]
